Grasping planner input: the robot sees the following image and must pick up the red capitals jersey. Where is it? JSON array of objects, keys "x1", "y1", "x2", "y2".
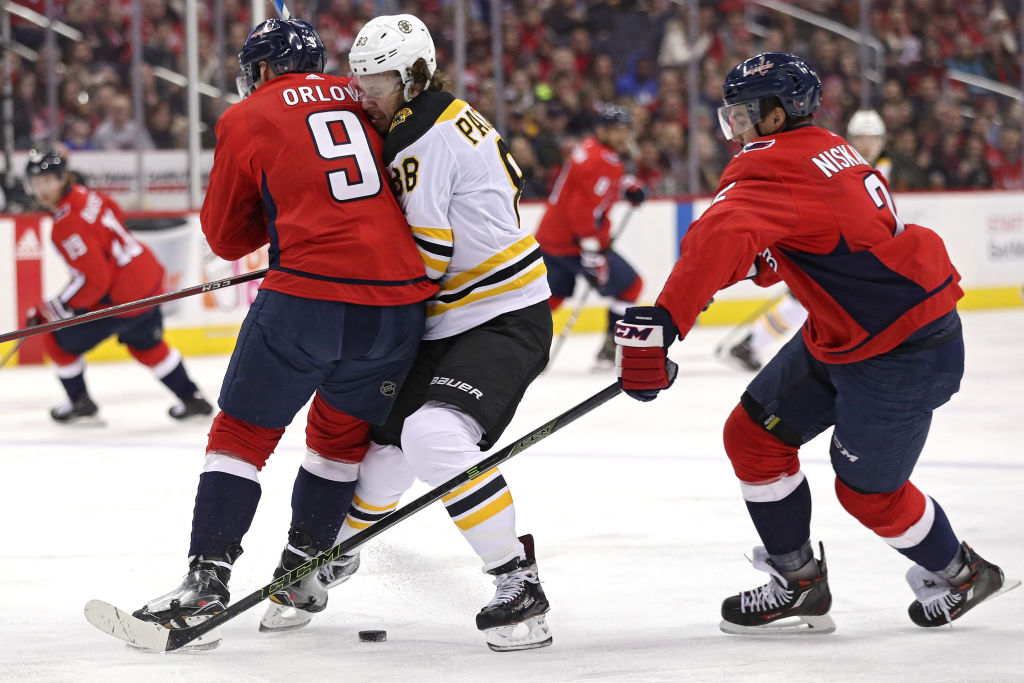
[
  {"x1": 535, "y1": 136, "x2": 624, "y2": 255},
  {"x1": 50, "y1": 184, "x2": 164, "y2": 315},
  {"x1": 657, "y1": 125, "x2": 962, "y2": 364},
  {"x1": 201, "y1": 73, "x2": 437, "y2": 305}
]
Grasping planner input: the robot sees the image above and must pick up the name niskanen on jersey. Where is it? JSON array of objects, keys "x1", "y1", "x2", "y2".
[{"x1": 810, "y1": 144, "x2": 870, "y2": 178}]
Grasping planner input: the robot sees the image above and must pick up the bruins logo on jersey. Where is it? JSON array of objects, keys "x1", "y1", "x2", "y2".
[{"x1": 390, "y1": 107, "x2": 413, "y2": 132}]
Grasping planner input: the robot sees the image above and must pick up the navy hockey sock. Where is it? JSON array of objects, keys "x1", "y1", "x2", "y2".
[
  {"x1": 59, "y1": 373, "x2": 88, "y2": 402},
  {"x1": 744, "y1": 477, "x2": 813, "y2": 570},
  {"x1": 160, "y1": 361, "x2": 200, "y2": 402},
  {"x1": 290, "y1": 466, "x2": 358, "y2": 550},
  {"x1": 895, "y1": 498, "x2": 961, "y2": 573},
  {"x1": 189, "y1": 471, "x2": 261, "y2": 557}
]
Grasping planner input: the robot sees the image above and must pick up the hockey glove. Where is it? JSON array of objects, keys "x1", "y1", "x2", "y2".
[
  {"x1": 26, "y1": 298, "x2": 73, "y2": 327},
  {"x1": 622, "y1": 175, "x2": 647, "y2": 206},
  {"x1": 578, "y1": 237, "x2": 610, "y2": 287},
  {"x1": 614, "y1": 305, "x2": 679, "y2": 402}
]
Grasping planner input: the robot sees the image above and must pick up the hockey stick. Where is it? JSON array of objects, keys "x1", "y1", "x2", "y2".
[
  {"x1": 0, "y1": 339, "x2": 26, "y2": 369},
  {"x1": 270, "y1": 0, "x2": 291, "y2": 19},
  {"x1": 0, "y1": 268, "x2": 268, "y2": 345},
  {"x1": 711, "y1": 292, "x2": 787, "y2": 360},
  {"x1": 549, "y1": 207, "x2": 636, "y2": 365},
  {"x1": 84, "y1": 380, "x2": 624, "y2": 652}
]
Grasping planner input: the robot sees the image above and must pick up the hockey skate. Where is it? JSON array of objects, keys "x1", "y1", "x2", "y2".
[
  {"x1": 132, "y1": 546, "x2": 241, "y2": 652},
  {"x1": 592, "y1": 331, "x2": 617, "y2": 371},
  {"x1": 725, "y1": 333, "x2": 762, "y2": 372},
  {"x1": 259, "y1": 529, "x2": 331, "y2": 633},
  {"x1": 169, "y1": 395, "x2": 214, "y2": 420},
  {"x1": 720, "y1": 542, "x2": 835, "y2": 635},
  {"x1": 475, "y1": 534, "x2": 552, "y2": 652},
  {"x1": 50, "y1": 395, "x2": 102, "y2": 425},
  {"x1": 906, "y1": 542, "x2": 1021, "y2": 627},
  {"x1": 318, "y1": 551, "x2": 361, "y2": 588}
]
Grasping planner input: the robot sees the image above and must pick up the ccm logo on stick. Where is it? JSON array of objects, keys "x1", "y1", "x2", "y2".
[{"x1": 430, "y1": 376, "x2": 484, "y2": 399}]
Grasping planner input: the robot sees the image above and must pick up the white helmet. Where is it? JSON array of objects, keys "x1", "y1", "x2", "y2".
[
  {"x1": 847, "y1": 109, "x2": 886, "y2": 138},
  {"x1": 349, "y1": 14, "x2": 436, "y2": 100}
]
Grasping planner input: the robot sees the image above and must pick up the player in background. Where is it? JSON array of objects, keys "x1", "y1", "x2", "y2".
[
  {"x1": 535, "y1": 105, "x2": 647, "y2": 369},
  {"x1": 261, "y1": 14, "x2": 555, "y2": 652},
  {"x1": 129, "y1": 18, "x2": 436, "y2": 649},
  {"x1": 615, "y1": 52, "x2": 1016, "y2": 634},
  {"x1": 722, "y1": 108, "x2": 890, "y2": 372},
  {"x1": 23, "y1": 148, "x2": 212, "y2": 423}
]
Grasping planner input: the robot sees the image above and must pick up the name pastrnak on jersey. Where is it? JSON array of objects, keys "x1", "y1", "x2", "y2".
[{"x1": 383, "y1": 91, "x2": 550, "y2": 339}]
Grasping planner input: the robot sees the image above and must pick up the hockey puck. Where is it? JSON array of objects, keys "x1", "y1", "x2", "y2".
[{"x1": 358, "y1": 629, "x2": 387, "y2": 642}]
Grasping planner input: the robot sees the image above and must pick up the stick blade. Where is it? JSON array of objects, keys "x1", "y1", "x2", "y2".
[{"x1": 85, "y1": 599, "x2": 172, "y2": 651}]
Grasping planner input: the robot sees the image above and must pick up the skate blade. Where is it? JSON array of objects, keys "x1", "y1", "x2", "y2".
[
  {"x1": 719, "y1": 613, "x2": 836, "y2": 636},
  {"x1": 259, "y1": 603, "x2": 314, "y2": 633},
  {"x1": 483, "y1": 615, "x2": 553, "y2": 652},
  {"x1": 54, "y1": 415, "x2": 106, "y2": 427}
]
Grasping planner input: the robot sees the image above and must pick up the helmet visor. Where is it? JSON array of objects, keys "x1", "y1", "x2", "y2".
[
  {"x1": 717, "y1": 101, "x2": 761, "y2": 141},
  {"x1": 356, "y1": 73, "x2": 403, "y2": 100}
]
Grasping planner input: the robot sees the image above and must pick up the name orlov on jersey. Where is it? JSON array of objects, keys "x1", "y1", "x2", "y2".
[{"x1": 430, "y1": 375, "x2": 484, "y2": 399}]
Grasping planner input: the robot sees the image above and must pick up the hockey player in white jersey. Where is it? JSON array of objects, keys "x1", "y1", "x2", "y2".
[{"x1": 261, "y1": 14, "x2": 555, "y2": 652}]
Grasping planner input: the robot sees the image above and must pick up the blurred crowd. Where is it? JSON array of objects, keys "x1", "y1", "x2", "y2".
[{"x1": 7, "y1": 0, "x2": 1024, "y2": 197}]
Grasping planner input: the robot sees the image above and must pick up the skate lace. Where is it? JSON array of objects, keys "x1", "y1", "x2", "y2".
[
  {"x1": 921, "y1": 589, "x2": 961, "y2": 622},
  {"x1": 740, "y1": 579, "x2": 793, "y2": 613},
  {"x1": 485, "y1": 568, "x2": 538, "y2": 609}
]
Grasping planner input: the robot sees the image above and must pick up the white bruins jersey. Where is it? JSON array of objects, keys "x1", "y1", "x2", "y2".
[{"x1": 383, "y1": 91, "x2": 550, "y2": 339}]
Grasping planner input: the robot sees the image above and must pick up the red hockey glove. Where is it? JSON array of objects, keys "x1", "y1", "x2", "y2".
[
  {"x1": 579, "y1": 237, "x2": 609, "y2": 287},
  {"x1": 614, "y1": 306, "x2": 679, "y2": 402}
]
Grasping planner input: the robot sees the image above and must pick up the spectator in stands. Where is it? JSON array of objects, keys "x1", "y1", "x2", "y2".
[
  {"x1": 92, "y1": 95, "x2": 155, "y2": 151},
  {"x1": 988, "y1": 126, "x2": 1023, "y2": 189}
]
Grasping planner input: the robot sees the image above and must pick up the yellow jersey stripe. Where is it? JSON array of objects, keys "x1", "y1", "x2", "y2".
[
  {"x1": 428, "y1": 262, "x2": 547, "y2": 317},
  {"x1": 411, "y1": 225, "x2": 454, "y2": 242},
  {"x1": 442, "y1": 235, "x2": 538, "y2": 292},
  {"x1": 420, "y1": 252, "x2": 450, "y2": 274},
  {"x1": 352, "y1": 495, "x2": 399, "y2": 513},
  {"x1": 441, "y1": 468, "x2": 498, "y2": 502},
  {"x1": 453, "y1": 491, "x2": 514, "y2": 530},
  {"x1": 436, "y1": 99, "x2": 466, "y2": 123},
  {"x1": 344, "y1": 518, "x2": 372, "y2": 531}
]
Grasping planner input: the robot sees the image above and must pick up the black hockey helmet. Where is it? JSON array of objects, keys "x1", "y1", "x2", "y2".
[
  {"x1": 718, "y1": 52, "x2": 821, "y2": 140},
  {"x1": 25, "y1": 148, "x2": 67, "y2": 178},
  {"x1": 594, "y1": 103, "x2": 633, "y2": 128},
  {"x1": 237, "y1": 18, "x2": 326, "y2": 97}
]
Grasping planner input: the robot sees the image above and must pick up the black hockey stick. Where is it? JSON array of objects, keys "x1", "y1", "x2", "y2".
[
  {"x1": 549, "y1": 208, "x2": 636, "y2": 366},
  {"x1": 85, "y1": 380, "x2": 624, "y2": 652},
  {"x1": 0, "y1": 339, "x2": 27, "y2": 369},
  {"x1": 0, "y1": 268, "x2": 268, "y2": 345}
]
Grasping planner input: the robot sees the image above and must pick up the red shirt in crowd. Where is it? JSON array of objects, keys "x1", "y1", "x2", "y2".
[
  {"x1": 50, "y1": 184, "x2": 164, "y2": 316},
  {"x1": 201, "y1": 72, "x2": 436, "y2": 306},
  {"x1": 535, "y1": 135, "x2": 625, "y2": 255},
  {"x1": 657, "y1": 125, "x2": 963, "y2": 364}
]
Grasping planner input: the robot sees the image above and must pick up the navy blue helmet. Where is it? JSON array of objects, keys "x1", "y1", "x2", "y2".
[
  {"x1": 594, "y1": 103, "x2": 633, "y2": 128},
  {"x1": 718, "y1": 52, "x2": 821, "y2": 140},
  {"x1": 238, "y1": 18, "x2": 326, "y2": 97},
  {"x1": 25, "y1": 148, "x2": 67, "y2": 178}
]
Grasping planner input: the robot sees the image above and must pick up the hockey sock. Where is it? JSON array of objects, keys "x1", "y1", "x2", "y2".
[
  {"x1": 744, "y1": 476, "x2": 813, "y2": 570},
  {"x1": 159, "y1": 361, "x2": 200, "y2": 402},
  {"x1": 290, "y1": 465, "x2": 357, "y2": 550},
  {"x1": 337, "y1": 490, "x2": 400, "y2": 544},
  {"x1": 894, "y1": 498, "x2": 962, "y2": 574},
  {"x1": 189, "y1": 471, "x2": 261, "y2": 558},
  {"x1": 442, "y1": 467, "x2": 524, "y2": 571},
  {"x1": 58, "y1": 372, "x2": 88, "y2": 402}
]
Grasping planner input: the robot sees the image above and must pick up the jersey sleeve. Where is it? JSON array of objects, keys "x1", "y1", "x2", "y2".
[
  {"x1": 51, "y1": 215, "x2": 114, "y2": 310},
  {"x1": 200, "y1": 111, "x2": 269, "y2": 261},
  {"x1": 656, "y1": 166, "x2": 798, "y2": 339},
  {"x1": 399, "y1": 136, "x2": 455, "y2": 280}
]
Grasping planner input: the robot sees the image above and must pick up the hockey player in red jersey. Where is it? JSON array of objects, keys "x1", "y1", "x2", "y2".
[
  {"x1": 614, "y1": 52, "x2": 1017, "y2": 634},
  {"x1": 23, "y1": 148, "x2": 212, "y2": 423},
  {"x1": 128, "y1": 18, "x2": 436, "y2": 649},
  {"x1": 535, "y1": 104, "x2": 647, "y2": 368}
]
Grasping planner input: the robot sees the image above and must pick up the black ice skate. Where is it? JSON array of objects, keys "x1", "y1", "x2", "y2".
[
  {"x1": 318, "y1": 551, "x2": 361, "y2": 589},
  {"x1": 169, "y1": 395, "x2": 214, "y2": 420},
  {"x1": 132, "y1": 546, "x2": 241, "y2": 651},
  {"x1": 50, "y1": 395, "x2": 102, "y2": 425},
  {"x1": 593, "y1": 330, "x2": 617, "y2": 371},
  {"x1": 906, "y1": 542, "x2": 1021, "y2": 627},
  {"x1": 726, "y1": 333, "x2": 762, "y2": 372},
  {"x1": 720, "y1": 542, "x2": 835, "y2": 635},
  {"x1": 259, "y1": 529, "x2": 330, "y2": 633},
  {"x1": 476, "y1": 534, "x2": 552, "y2": 652}
]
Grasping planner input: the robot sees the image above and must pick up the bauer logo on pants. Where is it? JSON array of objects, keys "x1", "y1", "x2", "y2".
[{"x1": 430, "y1": 376, "x2": 484, "y2": 400}]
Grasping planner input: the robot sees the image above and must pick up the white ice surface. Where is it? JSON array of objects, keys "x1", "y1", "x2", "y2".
[{"x1": 1, "y1": 309, "x2": 1022, "y2": 682}]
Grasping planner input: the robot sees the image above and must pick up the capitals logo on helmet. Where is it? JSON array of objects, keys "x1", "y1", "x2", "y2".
[
  {"x1": 717, "y1": 52, "x2": 821, "y2": 141},
  {"x1": 594, "y1": 103, "x2": 633, "y2": 128},
  {"x1": 25, "y1": 148, "x2": 67, "y2": 178},
  {"x1": 237, "y1": 18, "x2": 326, "y2": 98},
  {"x1": 349, "y1": 14, "x2": 436, "y2": 100}
]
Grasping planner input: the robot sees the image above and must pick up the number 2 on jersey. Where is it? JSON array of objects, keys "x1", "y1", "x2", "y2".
[
  {"x1": 306, "y1": 110, "x2": 382, "y2": 202},
  {"x1": 863, "y1": 173, "x2": 905, "y2": 236}
]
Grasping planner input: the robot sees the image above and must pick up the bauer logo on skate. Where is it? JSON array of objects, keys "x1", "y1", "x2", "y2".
[{"x1": 430, "y1": 376, "x2": 483, "y2": 399}]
